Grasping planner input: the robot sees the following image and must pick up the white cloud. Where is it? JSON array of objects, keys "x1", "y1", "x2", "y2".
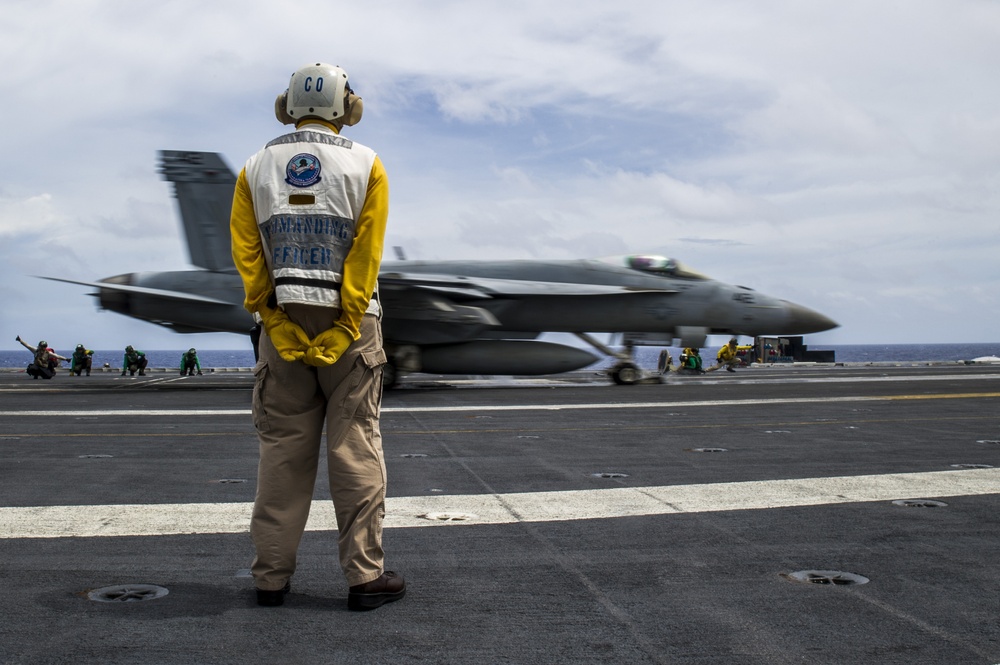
[{"x1": 1, "y1": 0, "x2": 999, "y2": 348}]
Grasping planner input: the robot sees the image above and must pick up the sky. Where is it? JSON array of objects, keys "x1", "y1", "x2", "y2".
[{"x1": 2, "y1": 0, "x2": 999, "y2": 352}]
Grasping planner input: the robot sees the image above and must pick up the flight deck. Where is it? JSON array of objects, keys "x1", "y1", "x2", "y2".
[{"x1": 1, "y1": 363, "x2": 999, "y2": 664}]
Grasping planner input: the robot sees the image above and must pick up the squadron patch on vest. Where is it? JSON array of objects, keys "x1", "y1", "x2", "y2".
[{"x1": 285, "y1": 153, "x2": 322, "y2": 187}]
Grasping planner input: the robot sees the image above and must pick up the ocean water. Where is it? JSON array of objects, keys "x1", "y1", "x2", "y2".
[
  {"x1": 0, "y1": 348, "x2": 257, "y2": 371},
  {"x1": 1, "y1": 343, "x2": 998, "y2": 371}
]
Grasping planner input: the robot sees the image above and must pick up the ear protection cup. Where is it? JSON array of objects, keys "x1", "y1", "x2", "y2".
[
  {"x1": 343, "y1": 93, "x2": 363, "y2": 126},
  {"x1": 274, "y1": 91, "x2": 296, "y2": 125}
]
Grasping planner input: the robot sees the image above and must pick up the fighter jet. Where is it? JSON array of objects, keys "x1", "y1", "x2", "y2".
[{"x1": 44, "y1": 151, "x2": 837, "y2": 385}]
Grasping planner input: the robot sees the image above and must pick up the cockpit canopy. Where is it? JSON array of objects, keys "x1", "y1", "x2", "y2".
[{"x1": 606, "y1": 254, "x2": 710, "y2": 280}]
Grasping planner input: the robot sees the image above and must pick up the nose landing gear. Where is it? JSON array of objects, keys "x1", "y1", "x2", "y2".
[
  {"x1": 610, "y1": 361, "x2": 641, "y2": 385},
  {"x1": 574, "y1": 333, "x2": 661, "y2": 386}
]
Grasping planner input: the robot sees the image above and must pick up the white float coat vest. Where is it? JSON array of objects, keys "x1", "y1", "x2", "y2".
[{"x1": 244, "y1": 126, "x2": 380, "y2": 316}]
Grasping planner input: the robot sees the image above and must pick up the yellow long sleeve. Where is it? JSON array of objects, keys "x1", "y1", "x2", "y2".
[
  {"x1": 230, "y1": 168, "x2": 273, "y2": 314},
  {"x1": 337, "y1": 155, "x2": 389, "y2": 340}
]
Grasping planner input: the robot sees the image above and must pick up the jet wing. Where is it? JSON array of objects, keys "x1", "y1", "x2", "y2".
[
  {"x1": 378, "y1": 272, "x2": 680, "y2": 299},
  {"x1": 378, "y1": 287, "x2": 502, "y2": 346},
  {"x1": 39, "y1": 276, "x2": 234, "y2": 305},
  {"x1": 377, "y1": 272, "x2": 680, "y2": 346}
]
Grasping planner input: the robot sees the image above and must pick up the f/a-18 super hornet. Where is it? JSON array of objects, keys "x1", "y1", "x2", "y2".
[{"x1": 45, "y1": 151, "x2": 837, "y2": 385}]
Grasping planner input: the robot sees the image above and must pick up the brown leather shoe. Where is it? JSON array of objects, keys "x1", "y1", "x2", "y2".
[
  {"x1": 256, "y1": 580, "x2": 290, "y2": 607},
  {"x1": 348, "y1": 571, "x2": 406, "y2": 611}
]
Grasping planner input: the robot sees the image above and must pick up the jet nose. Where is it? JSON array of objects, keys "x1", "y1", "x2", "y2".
[{"x1": 783, "y1": 301, "x2": 838, "y2": 334}]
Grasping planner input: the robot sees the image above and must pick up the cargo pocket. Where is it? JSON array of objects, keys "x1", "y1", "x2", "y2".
[
  {"x1": 251, "y1": 360, "x2": 270, "y2": 433},
  {"x1": 342, "y1": 348, "x2": 387, "y2": 420}
]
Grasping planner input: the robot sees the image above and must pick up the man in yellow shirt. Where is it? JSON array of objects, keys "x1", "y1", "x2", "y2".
[
  {"x1": 707, "y1": 338, "x2": 740, "y2": 373},
  {"x1": 230, "y1": 62, "x2": 403, "y2": 610}
]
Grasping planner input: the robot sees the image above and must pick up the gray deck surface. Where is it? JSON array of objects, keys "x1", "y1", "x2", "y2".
[{"x1": 1, "y1": 363, "x2": 999, "y2": 664}]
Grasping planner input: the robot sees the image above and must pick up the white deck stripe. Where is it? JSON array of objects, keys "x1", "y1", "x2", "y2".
[
  {"x1": 2, "y1": 389, "x2": 998, "y2": 419},
  {"x1": 1, "y1": 468, "x2": 997, "y2": 539}
]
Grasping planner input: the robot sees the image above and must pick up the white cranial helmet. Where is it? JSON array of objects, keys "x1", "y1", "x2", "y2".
[{"x1": 284, "y1": 62, "x2": 350, "y2": 122}]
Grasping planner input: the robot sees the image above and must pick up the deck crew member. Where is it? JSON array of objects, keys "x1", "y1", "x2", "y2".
[
  {"x1": 707, "y1": 338, "x2": 740, "y2": 373},
  {"x1": 70, "y1": 344, "x2": 94, "y2": 376},
  {"x1": 16, "y1": 336, "x2": 68, "y2": 379},
  {"x1": 679, "y1": 347, "x2": 705, "y2": 374},
  {"x1": 231, "y1": 61, "x2": 403, "y2": 610},
  {"x1": 121, "y1": 345, "x2": 148, "y2": 376},
  {"x1": 180, "y1": 348, "x2": 203, "y2": 375}
]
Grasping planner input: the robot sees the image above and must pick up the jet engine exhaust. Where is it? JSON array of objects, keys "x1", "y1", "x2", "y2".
[{"x1": 97, "y1": 273, "x2": 136, "y2": 315}]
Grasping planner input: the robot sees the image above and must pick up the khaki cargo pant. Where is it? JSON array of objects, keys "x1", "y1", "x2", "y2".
[{"x1": 250, "y1": 304, "x2": 387, "y2": 590}]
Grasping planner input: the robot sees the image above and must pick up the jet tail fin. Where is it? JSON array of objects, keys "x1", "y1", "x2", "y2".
[{"x1": 158, "y1": 150, "x2": 238, "y2": 272}]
